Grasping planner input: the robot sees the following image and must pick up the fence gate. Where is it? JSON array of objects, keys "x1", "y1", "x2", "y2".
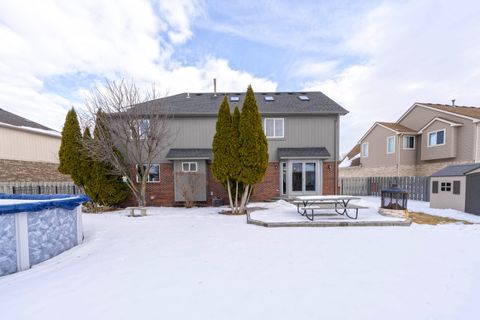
[{"x1": 340, "y1": 176, "x2": 430, "y2": 201}]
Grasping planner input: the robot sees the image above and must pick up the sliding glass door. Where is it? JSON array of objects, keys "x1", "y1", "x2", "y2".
[{"x1": 290, "y1": 161, "x2": 318, "y2": 194}]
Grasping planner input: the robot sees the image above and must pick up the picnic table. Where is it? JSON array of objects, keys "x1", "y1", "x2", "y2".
[{"x1": 293, "y1": 195, "x2": 362, "y2": 221}]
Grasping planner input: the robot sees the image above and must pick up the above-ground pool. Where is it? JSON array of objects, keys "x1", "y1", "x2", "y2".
[{"x1": 0, "y1": 193, "x2": 88, "y2": 277}]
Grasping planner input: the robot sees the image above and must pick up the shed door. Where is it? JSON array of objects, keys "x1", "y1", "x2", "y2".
[{"x1": 465, "y1": 173, "x2": 480, "y2": 215}]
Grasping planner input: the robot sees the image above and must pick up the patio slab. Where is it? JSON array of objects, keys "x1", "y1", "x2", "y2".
[{"x1": 247, "y1": 200, "x2": 412, "y2": 227}]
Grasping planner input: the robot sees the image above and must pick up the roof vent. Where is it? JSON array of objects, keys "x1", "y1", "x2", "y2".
[
  {"x1": 230, "y1": 96, "x2": 240, "y2": 102},
  {"x1": 186, "y1": 92, "x2": 190, "y2": 99},
  {"x1": 298, "y1": 95, "x2": 310, "y2": 101},
  {"x1": 452, "y1": 99, "x2": 456, "y2": 107},
  {"x1": 264, "y1": 96, "x2": 274, "y2": 101}
]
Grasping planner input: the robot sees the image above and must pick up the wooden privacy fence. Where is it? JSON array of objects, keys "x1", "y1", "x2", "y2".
[
  {"x1": 341, "y1": 176, "x2": 430, "y2": 201},
  {"x1": 0, "y1": 182, "x2": 80, "y2": 195}
]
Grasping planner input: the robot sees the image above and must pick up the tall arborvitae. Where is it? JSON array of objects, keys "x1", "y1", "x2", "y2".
[
  {"x1": 229, "y1": 106, "x2": 243, "y2": 208},
  {"x1": 212, "y1": 96, "x2": 232, "y2": 184},
  {"x1": 81, "y1": 127, "x2": 93, "y2": 196},
  {"x1": 238, "y1": 85, "x2": 268, "y2": 211},
  {"x1": 58, "y1": 108, "x2": 84, "y2": 187},
  {"x1": 88, "y1": 117, "x2": 129, "y2": 207}
]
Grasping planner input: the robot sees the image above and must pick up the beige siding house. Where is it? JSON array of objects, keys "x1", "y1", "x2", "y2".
[
  {"x1": 341, "y1": 102, "x2": 480, "y2": 177},
  {"x1": 0, "y1": 108, "x2": 70, "y2": 182}
]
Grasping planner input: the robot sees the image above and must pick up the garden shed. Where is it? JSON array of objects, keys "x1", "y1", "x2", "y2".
[{"x1": 430, "y1": 163, "x2": 480, "y2": 215}]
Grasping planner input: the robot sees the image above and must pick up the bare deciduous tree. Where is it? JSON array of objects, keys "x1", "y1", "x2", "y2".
[{"x1": 82, "y1": 79, "x2": 172, "y2": 207}]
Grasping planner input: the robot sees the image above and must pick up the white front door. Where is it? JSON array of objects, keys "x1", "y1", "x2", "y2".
[{"x1": 285, "y1": 160, "x2": 322, "y2": 196}]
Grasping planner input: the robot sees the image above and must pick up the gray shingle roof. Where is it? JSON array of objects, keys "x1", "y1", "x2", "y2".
[
  {"x1": 166, "y1": 148, "x2": 212, "y2": 160},
  {"x1": 277, "y1": 147, "x2": 330, "y2": 159},
  {"x1": 0, "y1": 108, "x2": 54, "y2": 131},
  {"x1": 133, "y1": 92, "x2": 348, "y2": 116},
  {"x1": 431, "y1": 163, "x2": 480, "y2": 177}
]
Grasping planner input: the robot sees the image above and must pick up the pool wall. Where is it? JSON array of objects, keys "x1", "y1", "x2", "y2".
[{"x1": 0, "y1": 194, "x2": 88, "y2": 276}]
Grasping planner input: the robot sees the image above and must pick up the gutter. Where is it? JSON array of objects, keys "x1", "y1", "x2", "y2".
[{"x1": 0, "y1": 121, "x2": 61, "y2": 138}]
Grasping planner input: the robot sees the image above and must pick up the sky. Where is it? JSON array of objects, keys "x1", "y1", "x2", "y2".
[{"x1": 1, "y1": 0, "x2": 480, "y2": 153}]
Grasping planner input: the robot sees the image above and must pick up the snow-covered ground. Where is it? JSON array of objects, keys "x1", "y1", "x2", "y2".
[{"x1": 1, "y1": 198, "x2": 479, "y2": 320}]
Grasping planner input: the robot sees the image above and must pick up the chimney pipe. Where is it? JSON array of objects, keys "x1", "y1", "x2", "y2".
[
  {"x1": 213, "y1": 78, "x2": 217, "y2": 97},
  {"x1": 452, "y1": 99, "x2": 456, "y2": 107}
]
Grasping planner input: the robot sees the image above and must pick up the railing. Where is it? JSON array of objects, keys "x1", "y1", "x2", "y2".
[
  {"x1": 340, "y1": 176, "x2": 430, "y2": 201},
  {"x1": 0, "y1": 182, "x2": 80, "y2": 195}
]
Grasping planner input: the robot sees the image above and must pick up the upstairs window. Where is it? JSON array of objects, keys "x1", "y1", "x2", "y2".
[
  {"x1": 131, "y1": 119, "x2": 149, "y2": 139},
  {"x1": 387, "y1": 136, "x2": 396, "y2": 154},
  {"x1": 428, "y1": 129, "x2": 445, "y2": 147},
  {"x1": 361, "y1": 143, "x2": 369, "y2": 157},
  {"x1": 182, "y1": 162, "x2": 197, "y2": 172},
  {"x1": 264, "y1": 118, "x2": 284, "y2": 138},
  {"x1": 403, "y1": 135, "x2": 415, "y2": 149}
]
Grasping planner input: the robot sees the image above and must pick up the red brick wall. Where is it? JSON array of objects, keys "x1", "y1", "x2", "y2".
[
  {"x1": 205, "y1": 162, "x2": 280, "y2": 204},
  {"x1": 250, "y1": 162, "x2": 280, "y2": 201},
  {"x1": 322, "y1": 161, "x2": 338, "y2": 195},
  {"x1": 124, "y1": 163, "x2": 175, "y2": 207}
]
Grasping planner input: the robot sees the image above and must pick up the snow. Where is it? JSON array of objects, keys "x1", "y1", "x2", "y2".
[
  {"x1": 249, "y1": 199, "x2": 405, "y2": 223},
  {"x1": 0, "y1": 199, "x2": 479, "y2": 320}
]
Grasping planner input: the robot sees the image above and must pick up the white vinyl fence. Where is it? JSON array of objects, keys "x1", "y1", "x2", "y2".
[{"x1": 0, "y1": 182, "x2": 80, "y2": 195}]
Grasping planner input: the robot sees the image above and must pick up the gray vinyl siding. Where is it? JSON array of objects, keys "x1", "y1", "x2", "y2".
[
  {"x1": 173, "y1": 160, "x2": 207, "y2": 201},
  {"x1": 153, "y1": 115, "x2": 338, "y2": 163}
]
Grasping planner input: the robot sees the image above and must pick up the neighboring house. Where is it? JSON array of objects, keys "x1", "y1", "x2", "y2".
[
  {"x1": 0, "y1": 108, "x2": 69, "y2": 182},
  {"x1": 129, "y1": 91, "x2": 348, "y2": 205},
  {"x1": 430, "y1": 163, "x2": 480, "y2": 215},
  {"x1": 341, "y1": 102, "x2": 480, "y2": 178}
]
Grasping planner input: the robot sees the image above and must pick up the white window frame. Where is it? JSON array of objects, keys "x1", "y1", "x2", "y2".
[
  {"x1": 386, "y1": 136, "x2": 396, "y2": 154},
  {"x1": 181, "y1": 162, "x2": 198, "y2": 173},
  {"x1": 427, "y1": 129, "x2": 446, "y2": 147},
  {"x1": 264, "y1": 118, "x2": 284, "y2": 139},
  {"x1": 136, "y1": 164, "x2": 160, "y2": 183},
  {"x1": 130, "y1": 119, "x2": 150, "y2": 140},
  {"x1": 403, "y1": 135, "x2": 415, "y2": 150},
  {"x1": 361, "y1": 142, "x2": 369, "y2": 157}
]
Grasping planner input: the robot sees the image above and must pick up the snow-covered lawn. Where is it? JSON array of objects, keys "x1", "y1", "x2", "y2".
[{"x1": 1, "y1": 198, "x2": 479, "y2": 320}]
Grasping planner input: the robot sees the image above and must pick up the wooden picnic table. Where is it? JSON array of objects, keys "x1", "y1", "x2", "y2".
[{"x1": 293, "y1": 195, "x2": 362, "y2": 221}]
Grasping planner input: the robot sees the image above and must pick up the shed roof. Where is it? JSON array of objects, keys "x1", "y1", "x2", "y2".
[
  {"x1": 431, "y1": 163, "x2": 480, "y2": 177},
  {"x1": 132, "y1": 92, "x2": 348, "y2": 116},
  {"x1": 277, "y1": 147, "x2": 330, "y2": 159},
  {"x1": 166, "y1": 148, "x2": 212, "y2": 160},
  {"x1": 0, "y1": 108, "x2": 55, "y2": 131}
]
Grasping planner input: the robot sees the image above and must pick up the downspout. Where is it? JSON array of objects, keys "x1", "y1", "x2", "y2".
[
  {"x1": 334, "y1": 115, "x2": 339, "y2": 195},
  {"x1": 475, "y1": 122, "x2": 479, "y2": 163},
  {"x1": 397, "y1": 134, "x2": 401, "y2": 177}
]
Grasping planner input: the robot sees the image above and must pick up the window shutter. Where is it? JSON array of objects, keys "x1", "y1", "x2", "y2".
[
  {"x1": 453, "y1": 181, "x2": 461, "y2": 195},
  {"x1": 432, "y1": 181, "x2": 438, "y2": 194}
]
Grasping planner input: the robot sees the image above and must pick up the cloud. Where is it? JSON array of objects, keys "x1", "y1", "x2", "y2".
[
  {"x1": 302, "y1": 0, "x2": 480, "y2": 152},
  {"x1": 0, "y1": 0, "x2": 276, "y2": 130}
]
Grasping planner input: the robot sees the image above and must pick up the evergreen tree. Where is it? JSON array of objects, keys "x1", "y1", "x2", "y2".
[
  {"x1": 238, "y1": 85, "x2": 268, "y2": 184},
  {"x1": 81, "y1": 128, "x2": 94, "y2": 196},
  {"x1": 58, "y1": 108, "x2": 84, "y2": 187},
  {"x1": 87, "y1": 116, "x2": 129, "y2": 207},
  {"x1": 212, "y1": 96, "x2": 232, "y2": 184},
  {"x1": 237, "y1": 85, "x2": 268, "y2": 212}
]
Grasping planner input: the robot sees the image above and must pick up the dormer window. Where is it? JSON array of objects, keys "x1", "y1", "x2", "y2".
[{"x1": 428, "y1": 129, "x2": 445, "y2": 147}]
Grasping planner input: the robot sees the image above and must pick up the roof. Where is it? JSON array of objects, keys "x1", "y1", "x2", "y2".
[
  {"x1": 166, "y1": 148, "x2": 212, "y2": 160},
  {"x1": 0, "y1": 108, "x2": 54, "y2": 131},
  {"x1": 277, "y1": 147, "x2": 330, "y2": 159},
  {"x1": 357, "y1": 121, "x2": 417, "y2": 144},
  {"x1": 418, "y1": 117, "x2": 463, "y2": 133},
  {"x1": 420, "y1": 103, "x2": 480, "y2": 120},
  {"x1": 431, "y1": 163, "x2": 480, "y2": 177},
  {"x1": 132, "y1": 91, "x2": 348, "y2": 116},
  {"x1": 377, "y1": 122, "x2": 417, "y2": 134},
  {"x1": 346, "y1": 144, "x2": 360, "y2": 160}
]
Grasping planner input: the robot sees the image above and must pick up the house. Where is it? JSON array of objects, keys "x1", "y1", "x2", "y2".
[
  {"x1": 0, "y1": 108, "x2": 69, "y2": 182},
  {"x1": 430, "y1": 163, "x2": 480, "y2": 215},
  {"x1": 341, "y1": 102, "x2": 480, "y2": 178},
  {"x1": 128, "y1": 91, "x2": 348, "y2": 205}
]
